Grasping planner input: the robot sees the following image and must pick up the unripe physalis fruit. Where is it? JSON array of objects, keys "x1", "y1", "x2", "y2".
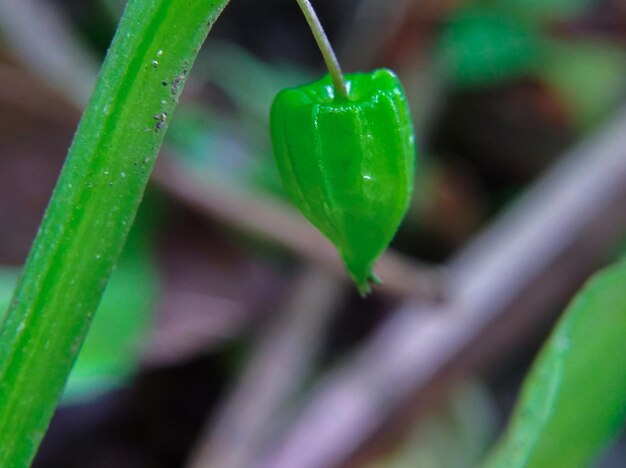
[{"x1": 270, "y1": 69, "x2": 416, "y2": 295}]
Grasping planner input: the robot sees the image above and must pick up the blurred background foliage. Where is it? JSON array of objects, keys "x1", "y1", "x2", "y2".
[{"x1": 0, "y1": 0, "x2": 625, "y2": 466}]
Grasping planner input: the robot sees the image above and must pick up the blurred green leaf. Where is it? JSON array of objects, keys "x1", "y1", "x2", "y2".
[
  {"x1": 198, "y1": 41, "x2": 313, "y2": 128},
  {"x1": 538, "y1": 40, "x2": 626, "y2": 131},
  {"x1": 438, "y1": 8, "x2": 540, "y2": 89},
  {"x1": 167, "y1": 44, "x2": 306, "y2": 198},
  {"x1": 167, "y1": 42, "x2": 314, "y2": 198},
  {"x1": 166, "y1": 105, "x2": 285, "y2": 198},
  {"x1": 0, "y1": 269, "x2": 20, "y2": 313},
  {"x1": 485, "y1": 259, "x2": 626, "y2": 467},
  {"x1": 166, "y1": 106, "x2": 222, "y2": 168}
]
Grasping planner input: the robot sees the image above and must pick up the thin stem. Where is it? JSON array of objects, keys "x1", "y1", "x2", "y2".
[{"x1": 295, "y1": 0, "x2": 349, "y2": 99}]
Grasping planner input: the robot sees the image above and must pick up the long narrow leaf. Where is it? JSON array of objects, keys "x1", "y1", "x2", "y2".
[{"x1": 0, "y1": 0, "x2": 229, "y2": 465}]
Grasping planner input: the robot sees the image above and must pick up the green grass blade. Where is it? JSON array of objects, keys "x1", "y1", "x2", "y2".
[
  {"x1": 0, "y1": 0, "x2": 229, "y2": 465},
  {"x1": 484, "y1": 259, "x2": 626, "y2": 467}
]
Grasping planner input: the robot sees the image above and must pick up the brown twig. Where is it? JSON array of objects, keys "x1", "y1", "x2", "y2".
[
  {"x1": 152, "y1": 156, "x2": 445, "y2": 302},
  {"x1": 0, "y1": 63, "x2": 79, "y2": 123},
  {"x1": 0, "y1": 0, "x2": 98, "y2": 108},
  {"x1": 186, "y1": 267, "x2": 344, "y2": 468}
]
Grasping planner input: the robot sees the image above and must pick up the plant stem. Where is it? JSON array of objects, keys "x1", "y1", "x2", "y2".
[
  {"x1": 295, "y1": 0, "x2": 349, "y2": 99},
  {"x1": 0, "y1": 0, "x2": 229, "y2": 465}
]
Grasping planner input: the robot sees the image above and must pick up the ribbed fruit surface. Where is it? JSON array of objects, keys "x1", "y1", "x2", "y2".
[{"x1": 270, "y1": 69, "x2": 416, "y2": 294}]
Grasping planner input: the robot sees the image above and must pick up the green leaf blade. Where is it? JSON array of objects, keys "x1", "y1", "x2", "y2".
[
  {"x1": 485, "y1": 259, "x2": 626, "y2": 467},
  {"x1": 0, "y1": 0, "x2": 229, "y2": 465}
]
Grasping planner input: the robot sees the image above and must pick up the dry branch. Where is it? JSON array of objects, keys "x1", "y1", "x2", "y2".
[{"x1": 152, "y1": 157, "x2": 444, "y2": 301}]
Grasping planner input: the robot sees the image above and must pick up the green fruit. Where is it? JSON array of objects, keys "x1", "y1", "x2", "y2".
[{"x1": 270, "y1": 68, "x2": 416, "y2": 294}]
